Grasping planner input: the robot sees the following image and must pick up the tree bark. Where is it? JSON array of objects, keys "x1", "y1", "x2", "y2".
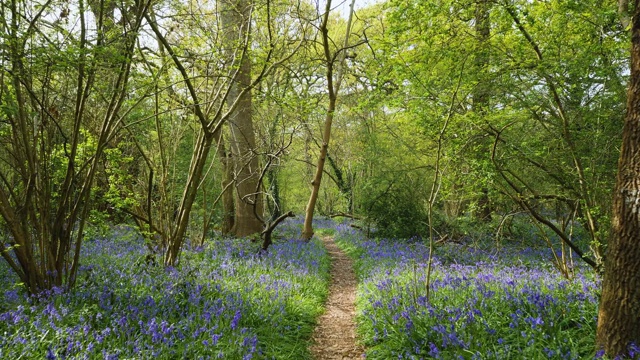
[
  {"x1": 261, "y1": 211, "x2": 294, "y2": 251},
  {"x1": 596, "y1": 1, "x2": 640, "y2": 355},
  {"x1": 221, "y1": 0, "x2": 264, "y2": 237}
]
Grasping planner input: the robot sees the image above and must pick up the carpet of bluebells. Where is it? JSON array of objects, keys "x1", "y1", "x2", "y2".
[
  {"x1": 334, "y1": 224, "x2": 617, "y2": 360},
  {"x1": 0, "y1": 218, "x2": 330, "y2": 359}
]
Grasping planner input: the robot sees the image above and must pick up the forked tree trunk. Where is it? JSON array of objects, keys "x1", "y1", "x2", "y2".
[
  {"x1": 146, "y1": 17, "x2": 224, "y2": 266},
  {"x1": 301, "y1": 0, "x2": 355, "y2": 240},
  {"x1": 596, "y1": 2, "x2": 640, "y2": 355},
  {"x1": 165, "y1": 130, "x2": 216, "y2": 265},
  {"x1": 146, "y1": 0, "x2": 281, "y2": 263}
]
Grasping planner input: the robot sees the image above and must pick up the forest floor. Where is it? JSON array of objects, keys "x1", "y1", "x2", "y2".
[{"x1": 310, "y1": 236, "x2": 365, "y2": 359}]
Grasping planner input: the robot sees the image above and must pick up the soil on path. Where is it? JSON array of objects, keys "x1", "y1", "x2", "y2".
[{"x1": 310, "y1": 236, "x2": 365, "y2": 360}]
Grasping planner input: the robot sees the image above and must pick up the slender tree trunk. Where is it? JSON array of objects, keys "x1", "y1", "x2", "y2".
[
  {"x1": 266, "y1": 167, "x2": 282, "y2": 222},
  {"x1": 473, "y1": 0, "x2": 490, "y2": 111},
  {"x1": 218, "y1": 134, "x2": 236, "y2": 235},
  {"x1": 473, "y1": 0, "x2": 492, "y2": 222},
  {"x1": 425, "y1": 67, "x2": 464, "y2": 303},
  {"x1": 147, "y1": 13, "x2": 219, "y2": 265},
  {"x1": 301, "y1": 0, "x2": 355, "y2": 240},
  {"x1": 596, "y1": 2, "x2": 640, "y2": 355},
  {"x1": 221, "y1": 0, "x2": 264, "y2": 237},
  {"x1": 167, "y1": 130, "x2": 216, "y2": 265},
  {"x1": 326, "y1": 153, "x2": 352, "y2": 214}
]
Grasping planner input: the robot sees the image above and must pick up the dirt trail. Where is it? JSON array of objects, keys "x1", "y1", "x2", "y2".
[{"x1": 310, "y1": 236, "x2": 365, "y2": 360}]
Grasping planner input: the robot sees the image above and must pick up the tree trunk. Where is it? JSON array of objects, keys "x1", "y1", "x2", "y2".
[
  {"x1": 473, "y1": 0, "x2": 492, "y2": 222},
  {"x1": 326, "y1": 152, "x2": 353, "y2": 214},
  {"x1": 266, "y1": 167, "x2": 282, "y2": 222},
  {"x1": 302, "y1": 107, "x2": 336, "y2": 240},
  {"x1": 473, "y1": 0, "x2": 490, "y2": 111},
  {"x1": 301, "y1": 0, "x2": 355, "y2": 240},
  {"x1": 474, "y1": 188, "x2": 492, "y2": 221},
  {"x1": 218, "y1": 133, "x2": 236, "y2": 235},
  {"x1": 221, "y1": 0, "x2": 264, "y2": 238},
  {"x1": 165, "y1": 130, "x2": 215, "y2": 265},
  {"x1": 596, "y1": 2, "x2": 640, "y2": 356}
]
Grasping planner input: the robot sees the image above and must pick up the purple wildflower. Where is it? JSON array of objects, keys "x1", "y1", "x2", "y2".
[
  {"x1": 231, "y1": 310, "x2": 241, "y2": 330},
  {"x1": 46, "y1": 347, "x2": 56, "y2": 360}
]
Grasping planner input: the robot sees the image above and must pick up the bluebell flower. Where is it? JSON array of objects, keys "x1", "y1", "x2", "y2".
[
  {"x1": 428, "y1": 342, "x2": 439, "y2": 358},
  {"x1": 629, "y1": 342, "x2": 640, "y2": 358},
  {"x1": 211, "y1": 333, "x2": 221, "y2": 346},
  {"x1": 46, "y1": 347, "x2": 56, "y2": 360}
]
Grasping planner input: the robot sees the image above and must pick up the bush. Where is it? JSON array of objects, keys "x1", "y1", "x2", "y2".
[{"x1": 359, "y1": 176, "x2": 428, "y2": 239}]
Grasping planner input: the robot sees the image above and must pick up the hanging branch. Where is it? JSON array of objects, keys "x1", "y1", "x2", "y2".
[
  {"x1": 490, "y1": 124, "x2": 598, "y2": 270},
  {"x1": 261, "y1": 211, "x2": 295, "y2": 252},
  {"x1": 505, "y1": 3, "x2": 602, "y2": 262}
]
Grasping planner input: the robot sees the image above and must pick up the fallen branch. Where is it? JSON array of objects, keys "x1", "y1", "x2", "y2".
[
  {"x1": 261, "y1": 211, "x2": 295, "y2": 251},
  {"x1": 329, "y1": 212, "x2": 361, "y2": 220},
  {"x1": 434, "y1": 234, "x2": 450, "y2": 245}
]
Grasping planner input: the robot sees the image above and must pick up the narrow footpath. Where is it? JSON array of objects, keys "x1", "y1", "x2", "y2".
[{"x1": 310, "y1": 236, "x2": 365, "y2": 360}]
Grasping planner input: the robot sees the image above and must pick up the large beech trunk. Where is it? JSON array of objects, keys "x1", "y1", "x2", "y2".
[
  {"x1": 222, "y1": 0, "x2": 264, "y2": 237},
  {"x1": 596, "y1": 2, "x2": 640, "y2": 355}
]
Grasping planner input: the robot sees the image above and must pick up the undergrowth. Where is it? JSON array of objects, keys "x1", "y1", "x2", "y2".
[
  {"x1": 0, "y1": 221, "x2": 330, "y2": 359},
  {"x1": 333, "y1": 224, "x2": 630, "y2": 360}
]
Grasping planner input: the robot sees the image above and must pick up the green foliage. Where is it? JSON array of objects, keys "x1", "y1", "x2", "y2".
[
  {"x1": 359, "y1": 174, "x2": 429, "y2": 239},
  {"x1": 48, "y1": 129, "x2": 98, "y2": 201},
  {"x1": 316, "y1": 227, "x2": 337, "y2": 237},
  {"x1": 103, "y1": 147, "x2": 137, "y2": 212},
  {"x1": 346, "y1": 0, "x2": 624, "y2": 265},
  {"x1": 0, "y1": 1, "x2": 631, "y2": 355},
  {"x1": 436, "y1": 213, "x2": 494, "y2": 243}
]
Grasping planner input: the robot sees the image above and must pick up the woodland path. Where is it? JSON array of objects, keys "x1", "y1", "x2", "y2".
[{"x1": 310, "y1": 236, "x2": 365, "y2": 359}]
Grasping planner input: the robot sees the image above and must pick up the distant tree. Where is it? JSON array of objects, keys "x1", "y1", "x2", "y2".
[
  {"x1": 472, "y1": 0, "x2": 492, "y2": 222},
  {"x1": 596, "y1": 0, "x2": 640, "y2": 355},
  {"x1": 142, "y1": 0, "x2": 309, "y2": 264}
]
